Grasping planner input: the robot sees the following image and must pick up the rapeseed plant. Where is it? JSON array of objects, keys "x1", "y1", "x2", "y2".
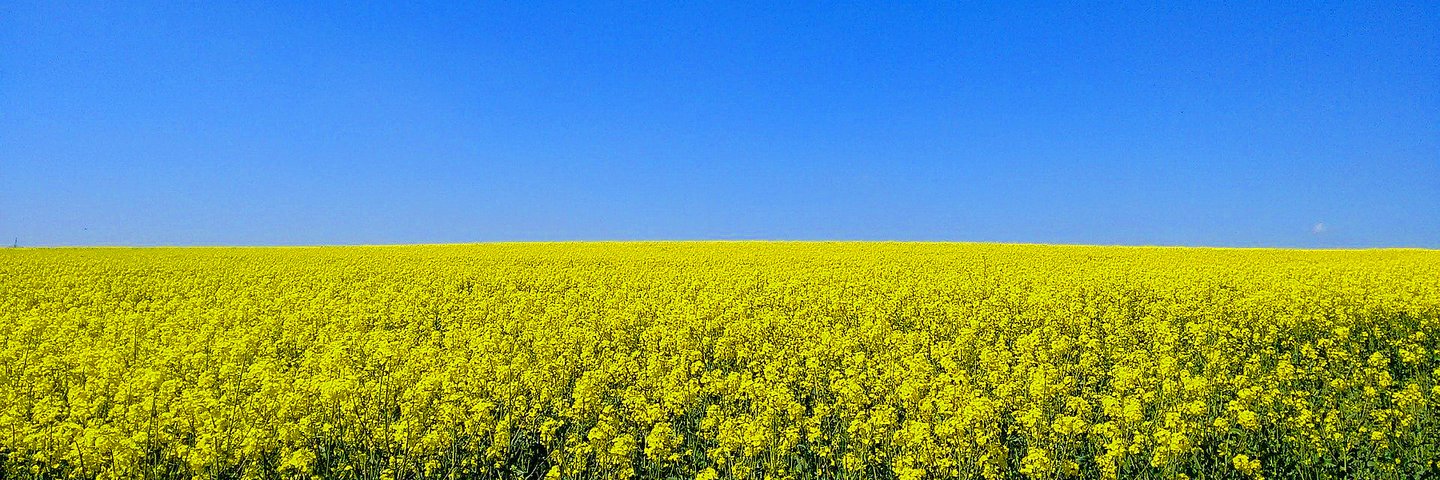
[{"x1": 0, "y1": 243, "x2": 1436, "y2": 479}]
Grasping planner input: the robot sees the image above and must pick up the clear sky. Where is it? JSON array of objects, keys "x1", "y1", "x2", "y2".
[{"x1": 3, "y1": 2, "x2": 1437, "y2": 247}]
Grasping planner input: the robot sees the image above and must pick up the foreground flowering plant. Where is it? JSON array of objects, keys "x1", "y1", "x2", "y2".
[{"x1": 1, "y1": 243, "x2": 1437, "y2": 479}]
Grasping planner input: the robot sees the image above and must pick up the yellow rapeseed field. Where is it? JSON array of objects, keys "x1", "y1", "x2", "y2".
[{"x1": 1, "y1": 242, "x2": 1437, "y2": 480}]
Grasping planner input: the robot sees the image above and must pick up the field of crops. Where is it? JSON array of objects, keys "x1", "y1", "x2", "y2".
[{"x1": 2, "y1": 243, "x2": 1438, "y2": 479}]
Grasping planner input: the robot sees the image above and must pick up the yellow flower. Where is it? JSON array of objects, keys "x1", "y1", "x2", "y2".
[
  {"x1": 1236, "y1": 410, "x2": 1260, "y2": 431},
  {"x1": 2, "y1": 243, "x2": 1435, "y2": 479},
  {"x1": 1232, "y1": 454, "x2": 1262, "y2": 478}
]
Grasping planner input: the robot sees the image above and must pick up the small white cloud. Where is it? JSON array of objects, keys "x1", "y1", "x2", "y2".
[{"x1": 1311, "y1": 222, "x2": 1327, "y2": 234}]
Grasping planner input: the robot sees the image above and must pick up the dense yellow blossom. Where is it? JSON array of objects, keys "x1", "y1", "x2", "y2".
[{"x1": 1, "y1": 242, "x2": 1438, "y2": 479}]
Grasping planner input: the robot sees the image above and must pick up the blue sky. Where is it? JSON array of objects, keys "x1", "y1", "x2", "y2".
[{"x1": 3, "y1": 2, "x2": 1436, "y2": 247}]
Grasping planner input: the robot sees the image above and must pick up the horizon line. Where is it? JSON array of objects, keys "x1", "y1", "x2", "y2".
[{"x1": 3, "y1": 240, "x2": 1436, "y2": 252}]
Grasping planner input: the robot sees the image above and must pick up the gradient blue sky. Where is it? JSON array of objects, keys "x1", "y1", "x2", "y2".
[{"x1": 3, "y1": 2, "x2": 1437, "y2": 247}]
